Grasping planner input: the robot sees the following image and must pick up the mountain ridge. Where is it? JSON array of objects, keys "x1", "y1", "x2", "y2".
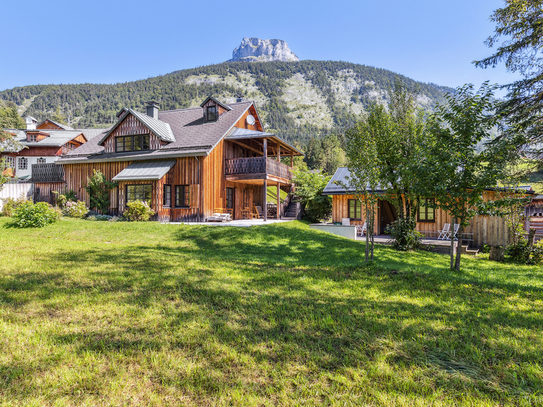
[{"x1": 0, "y1": 60, "x2": 455, "y2": 145}]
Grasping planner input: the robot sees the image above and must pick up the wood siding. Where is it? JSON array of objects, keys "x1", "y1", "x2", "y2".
[
  {"x1": 102, "y1": 114, "x2": 163, "y2": 153},
  {"x1": 37, "y1": 121, "x2": 64, "y2": 130},
  {"x1": 332, "y1": 192, "x2": 514, "y2": 248},
  {"x1": 234, "y1": 105, "x2": 263, "y2": 131}
]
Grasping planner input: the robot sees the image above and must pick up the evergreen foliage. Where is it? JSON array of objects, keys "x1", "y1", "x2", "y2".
[{"x1": 0, "y1": 61, "x2": 452, "y2": 146}]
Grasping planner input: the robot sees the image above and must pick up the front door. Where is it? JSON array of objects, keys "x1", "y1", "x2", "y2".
[
  {"x1": 226, "y1": 187, "x2": 234, "y2": 218},
  {"x1": 380, "y1": 200, "x2": 397, "y2": 235}
]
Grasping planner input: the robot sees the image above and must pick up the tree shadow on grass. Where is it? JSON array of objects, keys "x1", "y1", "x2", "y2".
[{"x1": 2, "y1": 223, "x2": 542, "y2": 400}]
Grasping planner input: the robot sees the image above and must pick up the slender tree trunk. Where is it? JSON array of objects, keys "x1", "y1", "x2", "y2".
[
  {"x1": 450, "y1": 218, "x2": 456, "y2": 270},
  {"x1": 365, "y1": 198, "x2": 369, "y2": 262},
  {"x1": 455, "y1": 224, "x2": 464, "y2": 271},
  {"x1": 370, "y1": 201, "x2": 375, "y2": 261}
]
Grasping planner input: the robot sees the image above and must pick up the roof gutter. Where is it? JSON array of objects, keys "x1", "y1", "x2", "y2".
[{"x1": 56, "y1": 150, "x2": 208, "y2": 165}]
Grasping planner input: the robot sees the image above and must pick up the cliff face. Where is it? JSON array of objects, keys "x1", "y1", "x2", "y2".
[{"x1": 229, "y1": 38, "x2": 299, "y2": 62}]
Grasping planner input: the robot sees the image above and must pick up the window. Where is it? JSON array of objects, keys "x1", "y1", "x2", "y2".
[
  {"x1": 18, "y1": 157, "x2": 28, "y2": 170},
  {"x1": 207, "y1": 106, "x2": 217, "y2": 122},
  {"x1": 27, "y1": 134, "x2": 37, "y2": 142},
  {"x1": 348, "y1": 199, "x2": 361, "y2": 219},
  {"x1": 175, "y1": 185, "x2": 190, "y2": 207},
  {"x1": 116, "y1": 134, "x2": 150, "y2": 152},
  {"x1": 226, "y1": 187, "x2": 234, "y2": 209},
  {"x1": 4, "y1": 156, "x2": 15, "y2": 169},
  {"x1": 418, "y1": 198, "x2": 435, "y2": 222},
  {"x1": 163, "y1": 185, "x2": 171, "y2": 207},
  {"x1": 126, "y1": 184, "x2": 152, "y2": 203},
  {"x1": 37, "y1": 157, "x2": 46, "y2": 164}
]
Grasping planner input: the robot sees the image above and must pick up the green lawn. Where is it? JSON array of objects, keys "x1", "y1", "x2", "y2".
[{"x1": 0, "y1": 218, "x2": 542, "y2": 406}]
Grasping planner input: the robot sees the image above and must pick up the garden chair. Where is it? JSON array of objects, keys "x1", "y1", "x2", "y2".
[
  {"x1": 451, "y1": 223, "x2": 460, "y2": 239},
  {"x1": 437, "y1": 223, "x2": 450, "y2": 240},
  {"x1": 356, "y1": 221, "x2": 367, "y2": 236},
  {"x1": 253, "y1": 205, "x2": 264, "y2": 219}
]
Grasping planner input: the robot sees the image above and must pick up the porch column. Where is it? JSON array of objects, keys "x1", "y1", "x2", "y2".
[
  {"x1": 263, "y1": 179, "x2": 267, "y2": 222},
  {"x1": 277, "y1": 144, "x2": 281, "y2": 162},
  {"x1": 277, "y1": 182, "x2": 281, "y2": 219},
  {"x1": 263, "y1": 138, "x2": 267, "y2": 158},
  {"x1": 290, "y1": 152, "x2": 293, "y2": 167}
]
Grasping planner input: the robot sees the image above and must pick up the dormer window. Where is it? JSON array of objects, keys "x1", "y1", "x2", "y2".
[
  {"x1": 207, "y1": 106, "x2": 217, "y2": 122},
  {"x1": 28, "y1": 134, "x2": 37, "y2": 142}
]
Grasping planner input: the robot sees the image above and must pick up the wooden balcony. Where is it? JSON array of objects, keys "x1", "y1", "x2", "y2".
[{"x1": 225, "y1": 157, "x2": 292, "y2": 183}]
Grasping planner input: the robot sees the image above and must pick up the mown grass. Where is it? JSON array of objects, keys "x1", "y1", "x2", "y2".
[{"x1": 0, "y1": 218, "x2": 542, "y2": 406}]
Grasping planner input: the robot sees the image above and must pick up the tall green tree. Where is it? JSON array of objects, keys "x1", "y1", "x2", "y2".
[
  {"x1": 475, "y1": 0, "x2": 543, "y2": 154},
  {"x1": 419, "y1": 83, "x2": 511, "y2": 271},
  {"x1": 292, "y1": 166, "x2": 332, "y2": 222},
  {"x1": 344, "y1": 107, "x2": 383, "y2": 262},
  {"x1": 381, "y1": 80, "x2": 428, "y2": 222}
]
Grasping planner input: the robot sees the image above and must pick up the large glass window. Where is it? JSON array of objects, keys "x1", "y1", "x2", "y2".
[
  {"x1": 163, "y1": 185, "x2": 171, "y2": 207},
  {"x1": 126, "y1": 184, "x2": 152, "y2": 203},
  {"x1": 175, "y1": 185, "x2": 190, "y2": 207},
  {"x1": 116, "y1": 134, "x2": 151, "y2": 152},
  {"x1": 348, "y1": 199, "x2": 361, "y2": 220},
  {"x1": 418, "y1": 198, "x2": 435, "y2": 222},
  {"x1": 207, "y1": 106, "x2": 217, "y2": 122}
]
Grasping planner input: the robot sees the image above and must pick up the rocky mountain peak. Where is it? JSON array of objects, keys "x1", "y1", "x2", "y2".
[{"x1": 229, "y1": 37, "x2": 299, "y2": 63}]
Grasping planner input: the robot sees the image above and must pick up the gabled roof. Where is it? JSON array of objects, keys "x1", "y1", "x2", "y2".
[
  {"x1": 38, "y1": 119, "x2": 74, "y2": 130},
  {"x1": 199, "y1": 96, "x2": 232, "y2": 111},
  {"x1": 323, "y1": 167, "x2": 536, "y2": 196},
  {"x1": 226, "y1": 128, "x2": 304, "y2": 156},
  {"x1": 323, "y1": 167, "x2": 385, "y2": 195},
  {"x1": 1, "y1": 129, "x2": 86, "y2": 151},
  {"x1": 98, "y1": 109, "x2": 175, "y2": 145}
]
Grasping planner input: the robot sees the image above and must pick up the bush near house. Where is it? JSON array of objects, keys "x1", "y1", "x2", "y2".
[
  {"x1": 1, "y1": 196, "x2": 26, "y2": 217},
  {"x1": 62, "y1": 200, "x2": 88, "y2": 219},
  {"x1": 11, "y1": 201, "x2": 60, "y2": 228},
  {"x1": 123, "y1": 200, "x2": 155, "y2": 221}
]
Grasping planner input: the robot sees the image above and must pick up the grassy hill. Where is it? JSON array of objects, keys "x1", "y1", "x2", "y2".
[
  {"x1": 0, "y1": 61, "x2": 454, "y2": 144},
  {"x1": 0, "y1": 218, "x2": 541, "y2": 405}
]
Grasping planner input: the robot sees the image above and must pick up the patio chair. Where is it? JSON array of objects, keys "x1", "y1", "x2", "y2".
[
  {"x1": 437, "y1": 223, "x2": 450, "y2": 240},
  {"x1": 451, "y1": 223, "x2": 460, "y2": 239},
  {"x1": 253, "y1": 205, "x2": 264, "y2": 219},
  {"x1": 356, "y1": 221, "x2": 367, "y2": 236}
]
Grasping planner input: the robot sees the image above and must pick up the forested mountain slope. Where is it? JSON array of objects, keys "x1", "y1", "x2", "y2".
[{"x1": 0, "y1": 60, "x2": 453, "y2": 144}]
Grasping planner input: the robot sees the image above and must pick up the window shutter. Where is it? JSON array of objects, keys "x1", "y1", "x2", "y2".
[{"x1": 190, "y1": 184, "x2": 200, "y2": 208}]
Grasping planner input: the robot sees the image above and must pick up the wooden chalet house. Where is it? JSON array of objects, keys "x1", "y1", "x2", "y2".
[
  {"x1": 324, "y1": 167, "x2": 535, "y2": 248},
  {"x1": 1, "y1": 117, "x2": 89, "y2": 181},
  {"x1": 56, "y1": 98, "x2": 303, "y2": 221}
]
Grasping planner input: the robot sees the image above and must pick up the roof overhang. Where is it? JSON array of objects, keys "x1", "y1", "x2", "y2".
[
  {"x1": 226, "y1": 128, "x2": 304, "y2": 156},
  {"x1": 56, "y1": 149, "x2": 208, "y2": 165},
  {"x1": 112, "y1": 160, "x2": 176, "y2": 182}
]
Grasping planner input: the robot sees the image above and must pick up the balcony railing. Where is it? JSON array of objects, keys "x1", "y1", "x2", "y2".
[{"x1": 225, "y1": 157, "x2": 292, "y2": 180}]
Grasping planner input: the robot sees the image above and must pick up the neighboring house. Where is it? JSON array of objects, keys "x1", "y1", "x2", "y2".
[
  {"x1": 0, "y1": 116, "x2": 108, "y2": 182},
  {"x1": 323, "y1": 167, "x2": 535, "y2": 248},
  {"x1": 56, "y1": 98, "x2": 303, "y2": 222}
]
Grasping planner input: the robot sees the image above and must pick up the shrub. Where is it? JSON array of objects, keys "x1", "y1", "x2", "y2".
[
  {"x1": 123, "y1": 200, "x2": 155, "y2": 222},
  {"x1": 505, "y1": 236, "x2": 543, "y2": 265},
  {"x1": 12, "y1": 201, "x2": 60, "y2": 228},
  {"x1": 62, "y1": 200, "x2": 88, "y2": 218},
  {"x1": 53, "y1": 190, "x2": 77, "y2": 209},
  {"x1": 2, "y1": 196, "x2": 26, "y2": 217},
  {"x1": 385, "y1": 217, "x2": 423, "y2": 251}
]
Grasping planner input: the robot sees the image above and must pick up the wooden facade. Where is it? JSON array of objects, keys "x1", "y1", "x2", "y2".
[
  {"x1": 59, "y1": 100, "x2": 301, "y2": 222},
  {"x1": 332, "y1": 192, "x2": 515, "y2": 248}
]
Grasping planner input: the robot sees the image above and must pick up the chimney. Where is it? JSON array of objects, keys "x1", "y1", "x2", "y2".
[
  {"x1": 235, "y1": 93, "x2": 245, "y2": 103},
  {"x1": 146, "y1": 101, "x2": 159, "y2": 119},
  {"x1": 25, "y1": 116, "x2": 37, "y2": 130}
]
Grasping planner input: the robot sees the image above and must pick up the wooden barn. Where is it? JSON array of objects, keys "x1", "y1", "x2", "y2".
[
  {"x1": 323, "y1": 167, "x2": 535, "y2": 248},
  {"x1": 56, "y1": 98, "x2": 303, "y2": 222}
]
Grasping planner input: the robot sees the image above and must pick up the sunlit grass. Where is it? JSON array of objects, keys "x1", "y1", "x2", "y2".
[{"x1": 0, "y1": 218, "x2": 541, "y2": 406}]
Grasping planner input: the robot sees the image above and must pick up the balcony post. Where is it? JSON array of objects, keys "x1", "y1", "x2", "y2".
[
  {"x1": 277, "y1": 182, "x2": 281, "y2": 219},
  {"x1": 263, "y1": 179, "x2": 267, "y2": 222},
  {"x1": 277, "y1": 144, "x2": 281, "y2": 162}
]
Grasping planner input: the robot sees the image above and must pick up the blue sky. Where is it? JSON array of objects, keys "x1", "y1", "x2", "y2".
[{"x1": 0, "y1": 0, "x2": 515, "y2": 94}]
